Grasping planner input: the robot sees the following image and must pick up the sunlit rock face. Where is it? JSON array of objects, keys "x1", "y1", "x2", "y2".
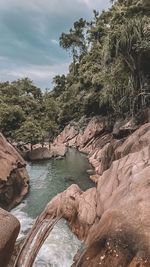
[
  {"x1": 0, "y1": 133, "x2": 29, "y2": 210},
  {"x1": 80, "y1": 146, "x2": 150, "y2": 267},
  {"x1": 46, "y1": 119, "x2": 150, "y2": 267}
]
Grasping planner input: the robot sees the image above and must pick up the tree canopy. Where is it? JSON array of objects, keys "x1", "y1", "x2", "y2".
[{"x1": 0, "y1": 0, "x2": 149, "y2": 143}]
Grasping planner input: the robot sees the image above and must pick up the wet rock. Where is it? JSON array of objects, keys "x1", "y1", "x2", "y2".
[
  {"x1": 55, "y1": 156, "x2": 64, "y2": 160},
  {"x1": 86, "y1": 169, "x2": 94, "y2": 175},
  {"x1": 44, "y1": 184, "x2": 97, "y2": 240}
]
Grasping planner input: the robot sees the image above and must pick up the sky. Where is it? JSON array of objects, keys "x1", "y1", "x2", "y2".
[{"x1": 0, "y1": 0, "x2": 110, "y2": 89}]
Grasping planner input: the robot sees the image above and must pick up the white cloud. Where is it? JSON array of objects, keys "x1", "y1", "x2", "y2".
[
  {"x1": 80, "y1": 0, "x2": 91, "y2": 8},
  {"x1": 0, "y1": 62, "x2": 69, "y2": 88},
  {"x1": 51, "y1": 39, "x2": 59, "y2": 45},
  {"x1": 0, "y1": 0, "x2": 110, "y2": 89}
]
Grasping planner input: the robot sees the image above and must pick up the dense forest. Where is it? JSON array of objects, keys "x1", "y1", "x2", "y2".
[{"x1": 0, "y1": 0, "x2": 150, "y2": 145}]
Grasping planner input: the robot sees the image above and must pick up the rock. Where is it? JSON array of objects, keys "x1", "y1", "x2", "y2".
[
  {"x1": 76, "y1": 116, "x2": 106, "y2": 150},
  {"x1": 0, "y1": 208, "x2": 20, "y2": 267},
  {"x1": 72, "y1": 146, "x2": 150, "y2": 266},
  {"x1": 15, "y1": 120, "x2": 150, "y2": 267},
  {"x1": 90, "y1": 174, "x2": 99, "y2": 183},
  {"x1": 8, "y1": 236, "x2": 25, "y2": 267},
  {"x1": 113, "y1": 118, "x2": 138, "y2": 138},
  {"x1": 86, "y1": 169, "x2": 94, "y2": 175},
  {"x1": 44, "y1": 184, "x2": 97, "y2": 239},
  {"x1": 55, "y1": 156, "x2": 64, "y2": 160},
  {"x1": 49, "y1": 121, "x2": 150, "y2": 266},
  {"x1": 0, "y1": 133, "x2": 29, "y2": 210},
  {"x1": 25, "y1": 143, "x2": 67, "y2": 161},
  {"x1": 26, "y1": 147, "x2": 53, "y2": 161},
  {"x1": 25, "y1": 142, "x2": 67, "y2": 161},
  {"x1": 115, "y1": 123, "x2": 150, "y2": 160},
  {"x1": 53, "y1": 124, "x2": 79, "y2": 145},
  {"x1": 50, "y1": 143, "x2": 67, "y2": 157}
]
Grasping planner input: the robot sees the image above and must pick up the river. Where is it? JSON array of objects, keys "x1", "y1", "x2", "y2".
[{"x1": 12, "y1": 148, "x2": 93, "y2": 267}]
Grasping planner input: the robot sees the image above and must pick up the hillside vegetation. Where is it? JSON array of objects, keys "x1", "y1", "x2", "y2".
[{"x1": 0, "y1": 0, "x2": 149, "y2": 144}]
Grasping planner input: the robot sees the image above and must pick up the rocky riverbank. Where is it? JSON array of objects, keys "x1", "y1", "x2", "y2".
[
  {"x1": 0, "y1": 133, "x2": 29, "y2": 266},
  {"x1": 2, "y1": 112, "x2": 150, "y2": 267},
  {"x1": 36, "y1": 114, "x2": 150, "y2": 267}
]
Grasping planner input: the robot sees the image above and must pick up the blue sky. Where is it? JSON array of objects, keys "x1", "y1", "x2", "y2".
[{"x1": 0, "y1": 0, "x2": 110, "y2": 89}]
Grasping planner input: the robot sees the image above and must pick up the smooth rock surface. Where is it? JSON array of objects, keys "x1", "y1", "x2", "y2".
[
  {"x1": 0, "y1": 133, "x2": 29, "y2": 210},
  {"x1": 46, "y1": 120, "x2": 150, "y2": 266}
]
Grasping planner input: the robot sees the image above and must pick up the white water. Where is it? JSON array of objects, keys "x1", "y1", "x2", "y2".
[
  {"x1": 12, "y1": 202, "x2": 81, "y2": 267},
  {"x1": 11, "y1": 149, "x2": 93, "y2": 266}
]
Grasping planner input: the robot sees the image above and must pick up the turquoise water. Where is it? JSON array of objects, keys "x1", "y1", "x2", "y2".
[
  {"x1": 12, "y1": 148, "x2": 93, "y2": 267},
  {"x1": 23, "y1": 148, "x2": 93, "y2": 218}
]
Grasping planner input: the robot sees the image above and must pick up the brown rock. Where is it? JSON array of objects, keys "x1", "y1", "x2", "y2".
[
  {"x1": 26, "y1": 147, "x2": 53, "y2": 161},
  {"x1": 44, "y1": 184, "x2": 97, "y2": 239},
  {"x1": 0, "y1": 133, "x2": 29, "y2": 210},
  {"x1": 14, "y1": 121, "x2": 150, "y2": 267},
  {"x1": 113, "y1": 118, "x2": 138, "y2": 138},
  {"x1": 77, "y1": 116, "x2": 106, "y2": 149},
  {"x1": 73, "y1": 145, "x2": 150, "y2": 266},
  {"x1": 53, "y1": 124, "x2": 79, "y2": 145},
  {"x1": 25, "y1": 142, "x2": 67, "y2": 161},
  {"x1": 0, "y1": 208, "x2": 20, "y2": 267},
  {"x1": 50, "y1": 143, "x2": 67, "y2": 157},
  {"x1": 115, "y1": 123, "x2": 150, "y2": 160}
]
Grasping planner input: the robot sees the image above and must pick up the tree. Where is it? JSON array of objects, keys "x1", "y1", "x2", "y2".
[
  {"x1": 60, "y1": 18, "x2": 87, "y2": 68},
  {"x1": 16, "y1": 117, "x2": 43, "y2": 150},
  {"x1": 0, "y1": 104, "x2": 25, "y2": 138}
]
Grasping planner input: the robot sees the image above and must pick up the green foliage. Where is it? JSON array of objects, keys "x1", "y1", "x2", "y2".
[
  {"x1": 0, "y1": 78, "x2": 59, "y2": 144},
  {"x1": 0, "y1": 0, "x2": 149, "y2": 144},
  {"x1": 55, "y1": 0, "x2": 150, "y2": 120},
  {"x1": 0, "y1": 104, "x2": 25, "y2": 138}
]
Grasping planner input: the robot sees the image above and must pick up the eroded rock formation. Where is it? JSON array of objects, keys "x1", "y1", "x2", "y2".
[
  {"x1": 0, "y1": 133, "x2": 29, "y2": 210},
  {"x1": 14, "y1": 117, "x2": 150, "y2": 267},
  {"x1": 45, "y1": 119, "x2": 150, "y2": 266}
]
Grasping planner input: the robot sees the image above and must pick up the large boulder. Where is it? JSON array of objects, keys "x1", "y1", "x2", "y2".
[
  {"x1": 53, "y1": 123, "x2": 79, "y2": 146},
  {"x1": 0, "y1": 133, "x2": 29, "y2": 210},
  {"x1": 72, "y1": 147, "x2": 150, "y2": 266},
  {"x1": 26, "y1": 147, "x2": 53, "y2": 161},
  {"x1": 26, "y1": 144, "x2": 67, "y2": 161},
  {"x1": 0, "y1": 208, "x2": 20, "y2": 267},
  {"x1": 76, "y1": 116, "x2": 107, "y2": 150}
]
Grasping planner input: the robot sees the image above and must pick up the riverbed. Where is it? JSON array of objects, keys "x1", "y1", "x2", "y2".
[{"x1": 12, "y1": 148, "x2": 93, "y2": 266}]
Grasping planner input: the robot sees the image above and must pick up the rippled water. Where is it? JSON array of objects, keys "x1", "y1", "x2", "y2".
[{"x1": 12, "y1": 149, "x2": 93, "y2": 266}]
